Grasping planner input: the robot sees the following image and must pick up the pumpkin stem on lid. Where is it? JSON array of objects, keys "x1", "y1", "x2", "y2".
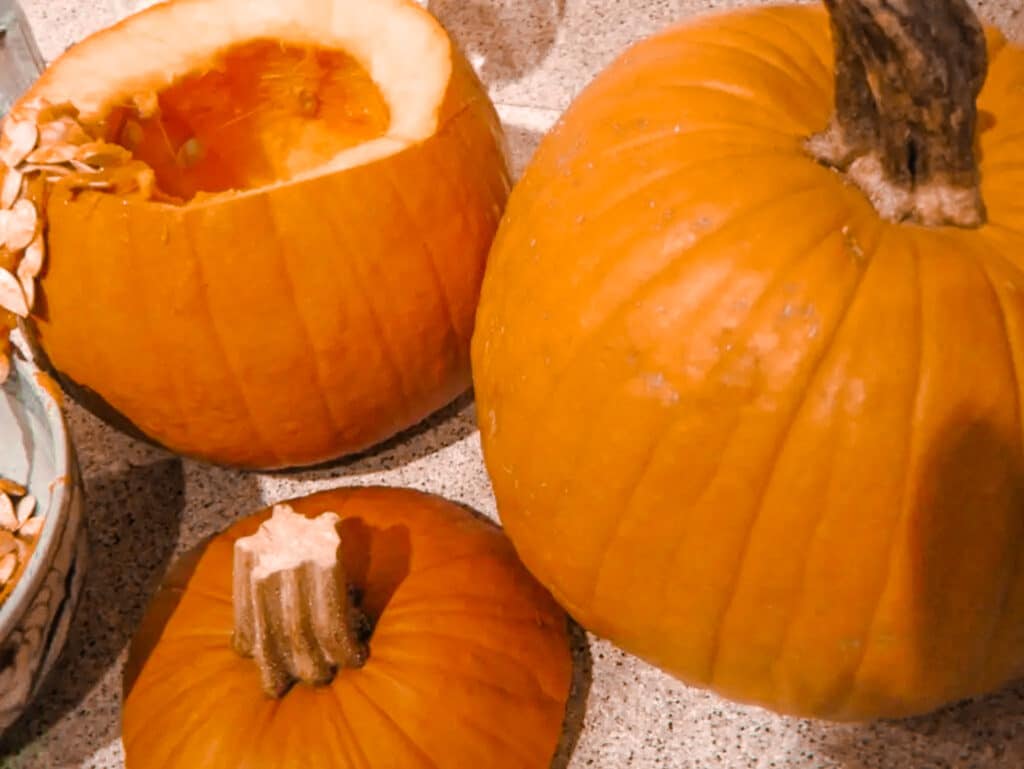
[
  {"x1": 233, "y1": 504, "x2": 367, "y2": 698},
  {"x1": 807, "y1": 0, "x2": 988, "y2": 227}
]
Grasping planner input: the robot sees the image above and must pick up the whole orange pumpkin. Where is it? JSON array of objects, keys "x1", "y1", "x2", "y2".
[
  {"x1": 0, "y1": 0, "x2": 508, "y2": 469},
  {"x1": 472, "y1": 0, "x2": 1024, "y2": 720},
  {"x1": 124, "y1": 487, "x2": 573, "y2": 768}
]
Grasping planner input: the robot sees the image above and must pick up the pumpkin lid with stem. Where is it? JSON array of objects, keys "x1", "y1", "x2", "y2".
[
  {"x1": 231, "y1": 505, "x2": 369, "y2": 697},
  {"x1": 123, "y1": 487, "x2": 574, "y2": 769}
]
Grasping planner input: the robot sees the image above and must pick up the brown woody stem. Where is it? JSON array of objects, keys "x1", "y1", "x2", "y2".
[
  {"x1": 807, "y1": 0, "x2": 988, "y2": 227},
  {"x1": 233, "y1": 505, "x2": 367, "y2": 698}
]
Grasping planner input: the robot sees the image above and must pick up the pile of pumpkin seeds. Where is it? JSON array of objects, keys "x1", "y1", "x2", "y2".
[
  {"x1": 0, "y1": 97, "x2": 153, "y2": 384},
  {"x1": 0, "y1": 476, "x2": 41, "y2": 596}
]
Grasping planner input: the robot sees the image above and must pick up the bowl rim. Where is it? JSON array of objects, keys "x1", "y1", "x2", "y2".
[{"x1": 0, "y1": 351, "x2": 75, "y2": 636}]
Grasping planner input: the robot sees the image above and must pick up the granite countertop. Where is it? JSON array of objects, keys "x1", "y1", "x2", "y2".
[{"x1": 4, "y1": 1, "x2": 1024, "y2": 767}]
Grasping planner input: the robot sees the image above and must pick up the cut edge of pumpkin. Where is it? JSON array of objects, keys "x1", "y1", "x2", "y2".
[{"x1": 21, "y1": 0, "x2": 454, "y2": 207}]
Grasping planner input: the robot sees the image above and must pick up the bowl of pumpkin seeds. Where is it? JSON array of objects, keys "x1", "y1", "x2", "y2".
[{"x1": 0, "y1": 338, "x2": 85, "y2": 733}]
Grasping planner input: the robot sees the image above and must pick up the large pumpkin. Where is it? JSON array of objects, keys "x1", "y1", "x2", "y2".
[
  {"x1": 0, "y1": 0, "x2": 508, "y2": 469},
  {"x1": 124, "y1": 487, "x2": 573, "y2": 768},
  {"x1": 472, "y1": 0, "x2": 1024, "y2": 720}
]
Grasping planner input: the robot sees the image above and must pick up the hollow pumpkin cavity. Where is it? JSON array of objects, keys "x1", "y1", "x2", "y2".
[{"x1": 102, "y1": 39, "x2": 391, "y2": 202}]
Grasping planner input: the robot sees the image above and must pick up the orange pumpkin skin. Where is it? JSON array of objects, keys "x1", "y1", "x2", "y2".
[
  {"x1": 124, "y1": 487, "x2": 572, "y2": 769},
  {"x1": 472, "y1": 4, "x2": 1024, "y2": 720},
  {"x1": 21, "y1": 0, "x2": 509, "y2": 469}
]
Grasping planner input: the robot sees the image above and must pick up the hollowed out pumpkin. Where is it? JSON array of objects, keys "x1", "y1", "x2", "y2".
[
  {"x1": 472, "y1": 1, "x2": 1024, "y2": 719},
  {"x1": 124, "y1": 487, "x2": 573, "y2": 769},
  {"x1": 7, "y1": 0, "x2": 508, "y2": 469}
]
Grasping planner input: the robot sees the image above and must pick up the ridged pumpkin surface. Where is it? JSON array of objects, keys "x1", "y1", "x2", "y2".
[
  {"x1": 473, "y1": 4, "x2": 1024, "y2": 720},
  {"x1": 124, "y1": 487, "x2": 572, "y2": 769},
  {"x1": 20, "y1": 0, "x2": 509, "y2": 469}
]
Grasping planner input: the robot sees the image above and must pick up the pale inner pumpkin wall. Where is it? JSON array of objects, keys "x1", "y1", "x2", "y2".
[{"x1": 102, "y1": 40, "x2": 392, "y2": 202}]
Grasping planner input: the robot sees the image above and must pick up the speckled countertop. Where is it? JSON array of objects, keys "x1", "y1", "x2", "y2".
[{"x1": 4, "y1": 0, "x2": 1024, "y2": 767}]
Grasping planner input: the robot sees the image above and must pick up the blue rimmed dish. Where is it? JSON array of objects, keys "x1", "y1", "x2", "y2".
[{"x1": 0, "y1": 348, "x2": 86, "y2": 733}]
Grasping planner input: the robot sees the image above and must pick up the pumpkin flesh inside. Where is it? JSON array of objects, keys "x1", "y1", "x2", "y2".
[{"x1": 99, "y1": 39, "x2": 392, "y2": 203}]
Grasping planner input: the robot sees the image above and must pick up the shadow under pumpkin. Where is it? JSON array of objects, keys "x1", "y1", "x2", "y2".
[{"x1": 799, "y1": 412, "x2": 1024, "y2": 765}]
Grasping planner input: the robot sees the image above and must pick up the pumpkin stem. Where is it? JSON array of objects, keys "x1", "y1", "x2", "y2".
[
  {"x1": 232, "y1": 504, "x2": 367, "y2": 698},
  {"x1": 807, "y1": 0, "x2": 988, "y2": 227}
]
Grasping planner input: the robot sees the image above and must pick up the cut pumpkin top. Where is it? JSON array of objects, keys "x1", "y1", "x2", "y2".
[{"x1": 29, "y1": 0, "x2": 453, "y2": 189}]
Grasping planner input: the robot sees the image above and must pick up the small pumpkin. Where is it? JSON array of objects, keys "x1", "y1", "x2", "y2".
[
  {"x1": 473, "y1": 0, "x2": 1024, "y2": 720},
  {"x1": 0, "y1": 0, "x2": 508, "y2": 469},
  {"x1": 123, "y1": 487, "x2": 572, "y2": 769}
]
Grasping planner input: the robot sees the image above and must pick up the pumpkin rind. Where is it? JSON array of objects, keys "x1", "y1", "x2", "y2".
[
  {"x1": 18, "y1": 0, "x2": 509, "y2": 469},
  {"x1": 123, "y1": 487, "x2": 573, "y2": 769},
  {"x1": 472, "y1": 4, "x2": 1024, "y2": 720}
]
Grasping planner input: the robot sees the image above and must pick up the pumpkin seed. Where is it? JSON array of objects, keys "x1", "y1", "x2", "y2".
[
  {"x1": 77, "y1": 142, "x2": 130, "y2": 168},
  {"x1": 0, "y1": 212, "x2": 7, "y2": 246},
  {"x1": 0, "y1": 268, "x2": 28, "y2": 318},
  {"x1": 121, "y1": 120, "x2": 144, "y2": 151},
  {"x1": 19, "y1": 234, "x2": 44, "y2": 280},
  {"x1": 133, "y1": 169, "x2": 156, "y2": 198},
  {"x1": 12, "y1": 99, "x2": 43, "y2": 122},
  {"x1": 17, "y1": 515, "x2": 42, "y2": 539},
  {"x1": 0, "y1": 552, "x2": 16, "y2": 585},
  {"x1": 0, "y1": 494, "x2": 16, "y2": 531},
  {"x1": 39, "y1": 117, "x2": 90, "y2": 147},
  {"x1": 65, "y1": 159, "x2": 95, "y2": 175},
  {"x1": 66, "y1": 176, "x2": 113, "y2": 193},
  {"x1": 1, "y1": 169, "x2": 23, "y2": 210},
  {"x1": 0, "y1": 474, "x2": 42, "y2": 593},
  {"x1": 0, "y1": 479, "x2": 26, "y2": 497},
  {"x1": 21, "y1": 163, "x2": 71, "y2": 178},
  {"x1": 0, "y1": 120, "x2": 39, "y2": 168},
  {"x1": 132, "y1": 91, "x2": 160, "y2": 119},
  {"x1": 176, "y1": 138, "x2": 203, "y2": 168},
  {"x1": 5, "y1": 199, "x2": 37, "y2": 252},
  {"x1": 25, "y1": 143, "x2": 79, "y2": 165},
  {"x1": 0, "y1": 98, "x2": 142, "y2": 391},
  {"x1": 15, "y1": 495, "x2": 35, "y2": 526}
]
